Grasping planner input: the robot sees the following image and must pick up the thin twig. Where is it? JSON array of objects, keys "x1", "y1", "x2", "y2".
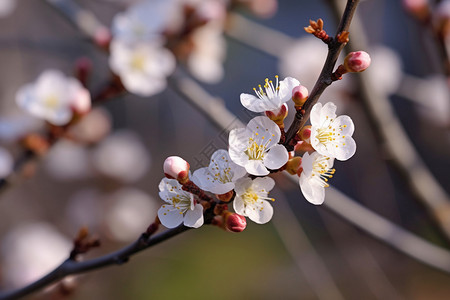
[{"x1": 283, "y1": 0, "x2": 360, "y2": 150}]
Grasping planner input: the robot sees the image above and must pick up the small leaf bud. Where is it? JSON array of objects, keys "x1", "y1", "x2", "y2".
[
  {"x1": 344, "y1": 51, "x2": 371, "y2": 73},
  {"x1": 292, "y1": 85, "x2": 309, "y2": 107},
  {"x1": 216, "y1": 190, "x2": 234, "y2": 202},
  {"x1": 285, "y1": 156, "x2": 302, "y2": 175},
  {"x1": 163, "y1": 156, "x2": 190, "y2": 184}
]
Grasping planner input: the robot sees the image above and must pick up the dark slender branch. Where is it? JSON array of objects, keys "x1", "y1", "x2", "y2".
[
  {"x1": 0, "y1": 226, "x2": 189, "y2": 300},
  {"x1": 283, "y1": 0, "x2": 360, "y2": 150}
]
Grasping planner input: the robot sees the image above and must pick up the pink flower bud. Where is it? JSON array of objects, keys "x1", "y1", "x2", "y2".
[
  {"x1": 225, "y1": 213, "x2": 247, "y2": 233},
  {"x1": 94, "y1": 26, "x2": 112, "y2": 49},
  {"x1": 344, "y1": 51, "x2": 371, "y2": 73},
  {"x1": 265, "y1": 103, "x2": 288, "y2": 125},
  {"x1": 298, "y1": 125, "x2": 311, "y2": 143},
  {"x1": 292, "y1": 85, "x2": 309, "y2": 107},
  {"x1": 163, "y1": 156, "x2": 190, "y2": 183}
]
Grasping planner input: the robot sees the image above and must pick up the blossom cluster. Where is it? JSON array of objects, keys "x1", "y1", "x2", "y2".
[
  {"x1": 109, "y1": 0, "x2": 228, "y2": 97},
  {"x1": 157, "y1": 75, "x2": 358, "y2": 230}
]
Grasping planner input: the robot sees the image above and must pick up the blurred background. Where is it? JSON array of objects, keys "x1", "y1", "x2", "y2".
[{"x1": 0, "y1": 0, "x2": 449, "y2": 299}]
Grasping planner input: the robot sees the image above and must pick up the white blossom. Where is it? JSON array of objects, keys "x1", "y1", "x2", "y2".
[
  {"x1": 240, "y1": 76, "x2": 299, "y2": 112},
  {"x1": 192, "y1": 149, "x2": 246, "y2": 194},
  {"x1": 310, "y1": 102, "x2": 356, "y2": 161},
  {"x1": 109, "y1": 39, "x2": 175, "y2": 97},
  {"x1": 16, "y1": 70, "x2": 91, "y2": 126},
  {"x1": 158, "y1": 178, "x2": 204, "y2": 228},
  {"x1": 92, "y1": 130, "x2": 151, "y2": 182},
  {"x1": 299, "y1": 152, "x2": 335, "y2": 205},
  {"x1": 229, "y1": 116, "x2": 289, "y2": 176},
  {"x1": 233, "y1": 177, "x2": 275, "y2": 224},
  {"x1": 111, "y1": 0, "x2": 179, "y2": 42}
]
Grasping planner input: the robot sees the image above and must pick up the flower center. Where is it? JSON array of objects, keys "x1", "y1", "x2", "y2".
[
  {"x1": 169, "y1": 194, "x2": 191, "y2": 210},
  {"x1": 253, "y1": 75, "x2": 280, "y2": 101},
  {"x1": 44, "y1": 95, "x2": 59, "y2": 109},
  {"x1": 242, "y1": 188, "x2": 275, "y2": 206},
  {"x1": 311, "y1": 157, "x2": 335, "y2": 188},
  {"x1": 245, "y1": 139, "x2": 266, "y2": 160},
  {"x1": 131, "y1": 53, "x2": 146, "y2": 71},
  {"x1": 315, "y1": 121, "x2": 348, "y2": 148}
]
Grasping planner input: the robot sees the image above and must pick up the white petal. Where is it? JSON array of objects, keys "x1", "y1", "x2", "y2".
[
  {"x1": 191, "y1": 167, "x2": 212, "y2": 190},
  {"x1": 208, "y1": 182, "x2": 235, "y2": 195},
  {"x1": 158, "y1": 206, "x2": 184, "y2": 228},
  {"x1": 299, "y1": 175, "x2": 325, "y2": 205},
  {"x1": 240, "y1": 93, "x2": 268, "y2": 113},
  {"x1": 328, "y1": 136, "x2": 356, "y2": 161},
  {"x1": 233, "y1": 196, "x2": 245, "y2": 215},
  {"x1": 277, "y1": 77, "x2": 300, "y2": 103},
  {"x1": 300, "y1": 152, "x2": 314, "y2": 177},
  {"x1": 245, "y1": 160, "x2": 269, "y2": 176},
  {"x1": 333, "y1": 115, "x2": 355, "y2": 136},
  {"x1": 245, "y1": 200, "x2": 273, "y2": 224},
  {"x1": 234, "y1": 177, "x2": 252, "y2": 195},
  {"x1": 247, "y1": 116, "x2": 281, "y2": 148},
  {"x1": 310, "y1": 102, "x2": 323, "y2": 126},
  {"x1": 252, "y1": 177, "x2": 275, "y2": 193},
  {"x1": 319, "y1": 102, "x2": 337, "y2": 124},
  {"x1": 184, "y1": 204, "x2": 204, "y2": 228},
  {"x1": 229, "y1": 127, "x2": 249, "y2": 152},
  {"x1": 263, "y1": 144, "x2": 289, "y2": 170}
]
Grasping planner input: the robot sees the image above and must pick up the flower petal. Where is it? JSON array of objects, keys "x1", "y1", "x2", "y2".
[
  {"x1": 233, "y1": 196, "x2": 245, "y2": 216},
  {"x1": 240, "y1": 93, "x2": 268, "y2": 113},
  {"x1": 247, "y1": 116, "x2": 281, "y2": 148},
  {"x1": 184, "y1": 204, "x2": 204, "y2": 228},
  {"x1": 252, "y1": 177, "x2": 275, "y2": 193},
  {"x1": 328, "y1": 136, "x2": 356, "y2": 161},
  {"x1": 277, "y1": 77, "x2": 300, "y2": 103},
  {"x1": 245, "y1": 160, "x2": 269, "y2": 176},
  {"x1": 245, "y1": 200, "x2": 273, "y2": 224},
  {"x1": 263, "y1": 144, "x2": 289, "y2": 170},
  {"x1": 158, "y1": 205, "x2": 184, "y2": 228},
  {"x1": 299, "y1": 174, "x2": 325, "y2": 205},
  {"x1": 319, "y1": 102, "x2": 337, "y2": 124}
]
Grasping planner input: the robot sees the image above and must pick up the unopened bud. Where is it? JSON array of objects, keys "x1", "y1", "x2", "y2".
[
  {"x1": 225, "y1": 213, "x2": 247, "y2": 233},
  {"x1": 265, "y1": 103, "x2": 288, "y2": 126},
  {"x1": 285, "y1": 156, "x2": 302, "y2": 175},
  {"x1": 298, "y1": 126, "x2": 311, "y2": 143},
  {"x1": 71, "y1": 88, "x2": 91, "y2": 115},
  {"x1": 344, "y1": 51, "x2": 371, "y2": 73},
  {"x1": 163, "y1": 156, "x2": 190, "y2": 184},
  {"x1": 292, "y1": 85, "x2": 309, "y2": 107}
]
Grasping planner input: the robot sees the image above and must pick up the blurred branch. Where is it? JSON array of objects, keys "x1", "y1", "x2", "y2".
[
  {"x1": 328, "y1": 0, "x2": 450, "y2": 243},
  {"x1": 168, "y1": 73, "x2": 450, "y2": 274},
  {"x1": 0, "y1": 226, "x2": 189, "y2": 300}
]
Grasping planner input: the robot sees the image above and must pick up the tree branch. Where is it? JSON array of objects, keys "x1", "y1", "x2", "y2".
[
  {"x1": 283, "y1": 0, "x2": 360, "y2": 150},
  {"x1": 0, "y1": 226, "x2": 189, "y2": 300}
]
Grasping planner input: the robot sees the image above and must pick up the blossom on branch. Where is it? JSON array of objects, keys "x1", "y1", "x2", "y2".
[
  {"x1": 192, "y1": 149, "x2": 246, "y2": 194},
  {"x1": 310, "y1": 102, "x2": 356, "y2": 161},
  {"x1": 299, "y1": 152, "x2": 335, "y2": 205},
  {"x1": 240, "y1": 76, "x2": 299, "y2": 112},
  {"x1": 229, "y1": 116, "x2": 289, "y2": 176},
  {"x1": 16, "y1": 70, "x2": 91, "y2": 126},
  {"x1": 158, "y1": 178, "x2": 204, "y2": 228},
  {"x1": 233, "y1": 177, "x2": 275, "y2": 224},
  {"x1": 109, "y1": 39, "x2": 175, "y2": 97}
]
